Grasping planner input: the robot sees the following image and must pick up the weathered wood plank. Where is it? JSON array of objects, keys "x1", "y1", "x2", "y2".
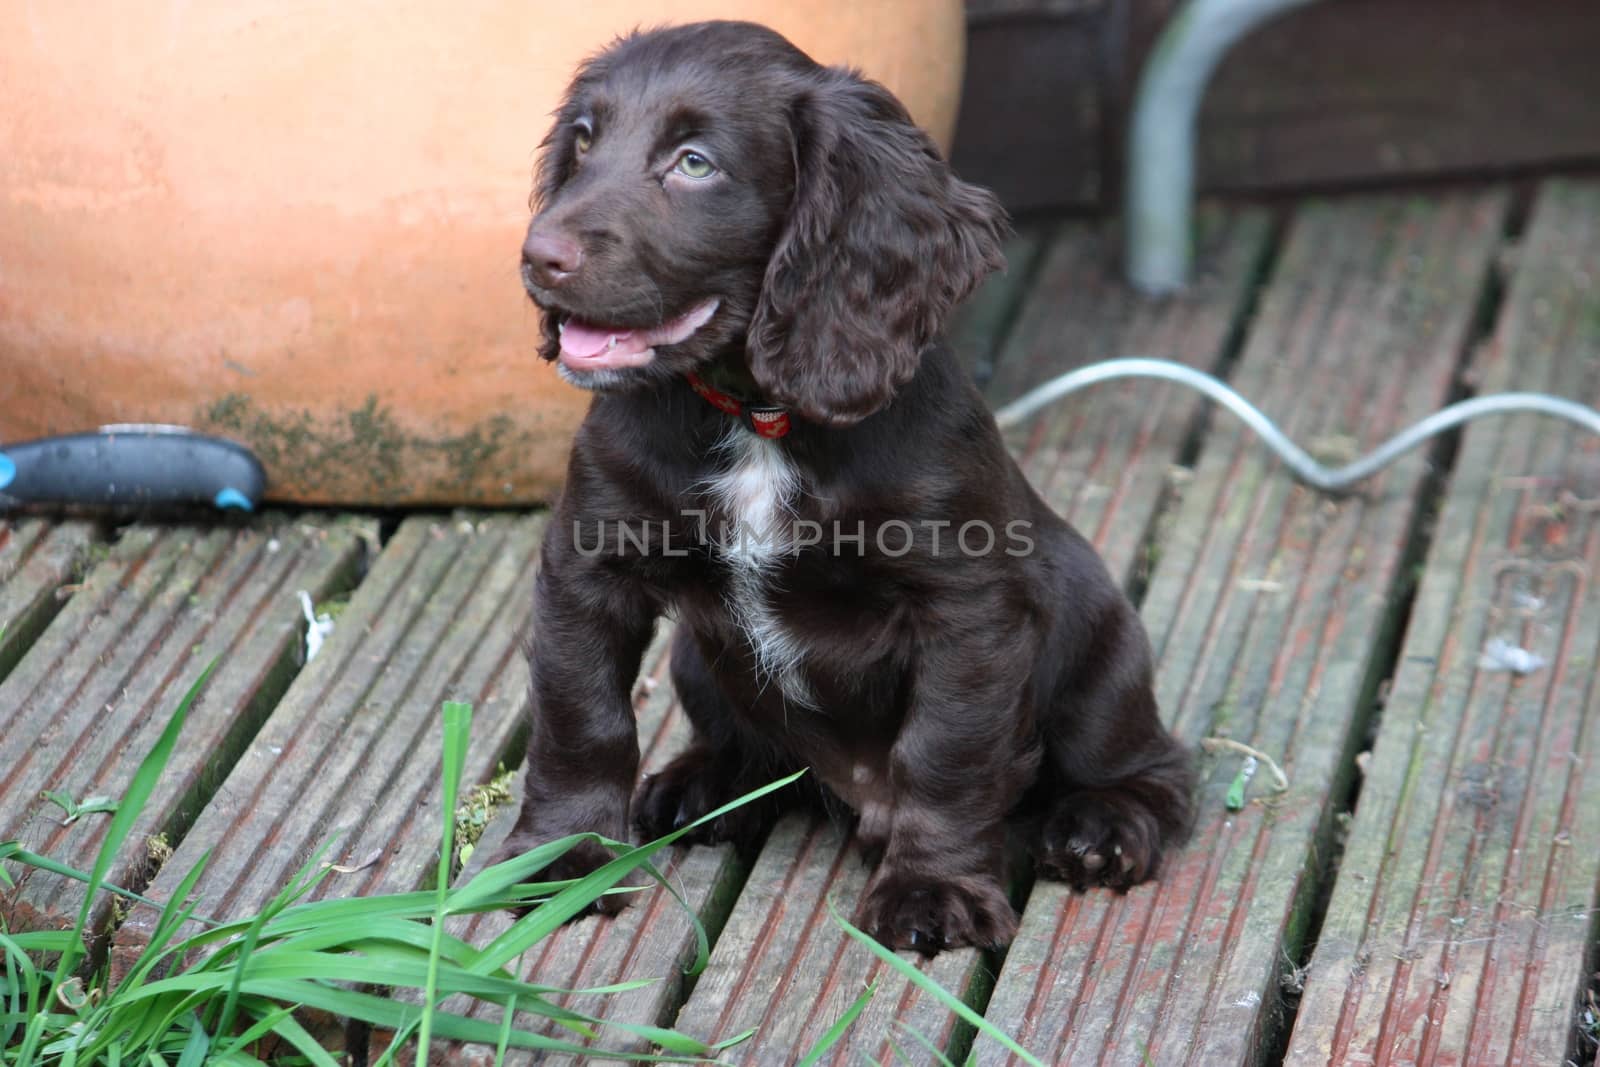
[
  {"x1": 978, "y1": 190, "x2": 1509, "y2": 1064},
  {"x1": 0, "y1": 518, "x2": 98, "y2": 683},
  {"x1": 667, "y1": 208, "x2": 1272, "y2": 1063},
  {"x1": 112, "y1": 515, "x2": 544, "y2": 970},
  {"x1": 0, "y1": 516, "x2": 364, "y2": 934},
  {"x1": 1287, "y1": 179, "x2": 1600, "y2": 1067}
]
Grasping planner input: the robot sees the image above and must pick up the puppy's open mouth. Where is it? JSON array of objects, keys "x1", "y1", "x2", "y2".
[{"x1": 558, "y1": 298, "x2": 720, "y2": 372}]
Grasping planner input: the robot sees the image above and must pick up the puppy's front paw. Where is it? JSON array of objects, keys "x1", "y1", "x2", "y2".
[
  {"x1": 857, "y1": 870, "x2": 1017, "y2": 956},
  {"x1": 632, "y1": 747, "x2": 773, "y2": 853},
  {"x1": 1037, "y1": 787, "x2": 1177, "y2": 892},
  {"x1": 490, "y1": 834, "x2": 631, "y2": 916}
]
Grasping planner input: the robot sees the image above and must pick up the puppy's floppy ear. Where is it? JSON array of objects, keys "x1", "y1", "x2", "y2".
[{"x1": 747, "y1": 68, "x2": 1009, "y2": 427}]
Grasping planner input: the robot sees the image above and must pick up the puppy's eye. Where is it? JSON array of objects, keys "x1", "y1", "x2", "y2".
[
  {"x1": 573, "y1": 128, "x2": 593, "y2": 155},
  {"x1": 674, "y1": 151, "x2": 717, "y2": 179}
]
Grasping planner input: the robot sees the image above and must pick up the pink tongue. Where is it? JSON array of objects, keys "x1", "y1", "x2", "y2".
[{"x1": 560, "y1": 321, "x2": 637, "y2": 359}]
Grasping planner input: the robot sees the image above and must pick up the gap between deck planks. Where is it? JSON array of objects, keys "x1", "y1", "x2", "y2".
[
  {"x1": 976, "y1": 189, "x2": 1510, "y2": 1065},
  {"x1": 113, "y1": 514, "x2": 546, "y2": 976},
  {"x1": 1286, "y1": 179, "x2": 1600, "y2": 1067},
  {"x1": 0, "y1": 516, "x2": 365, "y2": 938}
]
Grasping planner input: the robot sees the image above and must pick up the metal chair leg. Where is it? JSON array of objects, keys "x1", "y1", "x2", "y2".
[{"x1": 1125, "y1": 0, "x2": 1323, "y2": 294}]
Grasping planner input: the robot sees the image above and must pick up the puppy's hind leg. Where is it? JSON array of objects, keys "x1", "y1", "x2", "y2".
[
  {"x1": 632, "y1": 627, "x2": 801, "y2": 853},
  {"x1": 1034, "y1": 605, "x2": 1196, "y2": 892}
]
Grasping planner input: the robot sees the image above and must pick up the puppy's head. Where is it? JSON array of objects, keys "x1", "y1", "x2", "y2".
[{"x1": 522, "y1": 20, "x2": 1008, "y2": 423}]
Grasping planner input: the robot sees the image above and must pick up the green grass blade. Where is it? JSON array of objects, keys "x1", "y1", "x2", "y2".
[
  {"x1": 708, "y1": 1028, "x2": 757, "y2": 1051},
  {"x1": 174, "y1": 1014, "x2": 210, "y2": 1067},
  {"x1": 892, "y1": 1021, "x2": 958, "y2": 1067},
  {"x1": 176, "y1": 889, "x2": 441, "y2": 955},
  {"x1": 107, "y1": 957, "x2": 487, "y2": 1004},
  {"x1": 15, "y1": 1006, "x2": 49, "y2": 1066},
  {"x1": 254, "y1": 1009, "x2": 341, "y2": 1067},
  {"x1": 52, "y1": 658, "x2": 217, "y2": 988},
  {"x1": 115, "y1": 851, "x2": 213, "y2": 999},
  {"x1": 468, "y1": 842, "x2": 658, "y2": 972},
  {"x1": 0, "y1": 845, "x2": 199, "y2": 922},
  {"x1": 626, "y1": 850, "x2": 711, "y2": 977},
  {"x1": 96, "y1": 987, "x2": 213, "y2": 1066},
  {"x1": 250, "y1": 921, "x2": 484, "y2": 970},
  {"x1": 471, "y1": 770, "x2": 806, "y2": 974},
  {"x1": 611, "y1": 1022, "x2": 728, "y2": 1055},
  {"x1": 235, "y1": 979, "x2": 702, "y2": 1061},
  {"x1": 493, "y1": 994, "x2": 515, "y2": 1067},
  {"x1": 213, "y1": 875, "x2": 283, "y2": 1036},
  {"x1": 1225, "y1": 761, "x2": 1251, "y2": 811},
  {"x1": 116, "y1": 955, "x2": 609, "y2": 1037},
  {"x1": 189, "y1": 833, "x2": 346, "y2": 1036},
  {"x1": 1, "y1": 931, "x2": 43, "y2": 1049},
  {"x1": 3, "y1": 929, "x2": 75, "y2": 956},
  {"x1": 797, "y1": 981, "x2": 877, "y2": 1067},
  {"x1": 417, "y1": 700, "x2": 472, "y2": 1067},
  {"x1": 0, "y1": 1010, "x2": 76, "y2": 1028},
  {"x1": 250, "y1": 835, "x2": 346, "y2": 923},
  {"x1": 442, "y1": 838, "x2": 616, "y2": 914},
  {"x1": 212, "y1": 998, "x2": 297, "y2": 1062},
  {"x1": 450, "y1": 769, "x2": 804, "y2": 922},
  {"x1": 0, "y1": 705, "x2": 816, "y2": 1066},
  {"x1": 825, "y1": 898, "x2": 1043, "y2": 1067}
]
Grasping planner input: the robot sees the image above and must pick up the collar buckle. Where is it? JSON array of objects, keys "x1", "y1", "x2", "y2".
[
  {"x1": 687, "y1": 371, "x2": 791, "y2": 438},
  {"x1": 743, "y1": 406, "x2": 791, "y2": 439}
]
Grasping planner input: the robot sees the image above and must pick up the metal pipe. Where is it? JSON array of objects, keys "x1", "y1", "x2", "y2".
[
  {"x1": 1125, "y1": 0, "x2": 1322, "y2": 294},
  {"x1": 993, "y1": 358, "x2": 1600, "y2": 496}
]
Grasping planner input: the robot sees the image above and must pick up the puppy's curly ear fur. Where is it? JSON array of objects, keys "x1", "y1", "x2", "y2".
[{"x1": 747, "y1": 69, "x2": 1010, "y2": 427}]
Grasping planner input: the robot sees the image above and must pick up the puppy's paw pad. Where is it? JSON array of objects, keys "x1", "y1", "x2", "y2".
[
  {"x1": 1036, "y1": 792, "x2": 1165, "y2": 893},
  {"x1": 857, "y1": 872, "x2": 1017, "y2": 955}
]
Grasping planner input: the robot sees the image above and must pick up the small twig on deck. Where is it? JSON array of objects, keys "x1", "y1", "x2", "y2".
[
  {"x1": 1200, "y1": 737, "x2": 1290, "y2": 792},
  {"x1": 325, "y1": 849, "x2": 384, "y2": 874}
]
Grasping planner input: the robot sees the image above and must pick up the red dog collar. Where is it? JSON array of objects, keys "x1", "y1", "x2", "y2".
[{"x1": 686, "y1": 371, "x2": 792, "y2": 439}]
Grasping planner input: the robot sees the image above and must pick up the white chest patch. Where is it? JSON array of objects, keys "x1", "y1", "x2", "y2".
[{"x1": 703, "y1": 427, "x2": 813, "y2": 706}]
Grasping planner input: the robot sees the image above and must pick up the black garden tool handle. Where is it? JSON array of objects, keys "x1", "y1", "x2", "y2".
[{"x1": 0, "y1": 425, "x2": 266, "y2": 512}]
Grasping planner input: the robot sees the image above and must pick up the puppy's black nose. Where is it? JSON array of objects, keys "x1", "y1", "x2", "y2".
[{"x1": 522, "y1": 230, "x2": 583, "y2": 289}]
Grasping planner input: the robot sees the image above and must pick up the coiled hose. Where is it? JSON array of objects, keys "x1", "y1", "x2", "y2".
[{"x1": 992, "y1": 358, "x2": 1600, "y2": 495}]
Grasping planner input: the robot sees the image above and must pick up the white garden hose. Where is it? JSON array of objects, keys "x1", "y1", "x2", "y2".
[{"x1": 993, "y1": 358, "x2": 1600, "y2": 495}]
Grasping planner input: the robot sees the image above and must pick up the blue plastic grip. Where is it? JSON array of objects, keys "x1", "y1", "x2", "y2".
[{"x1": 214, "y1": 487, "x2": 254, "y2": 511}]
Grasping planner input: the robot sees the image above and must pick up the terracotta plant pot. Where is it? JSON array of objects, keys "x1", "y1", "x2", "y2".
[{"x1": 0, "y1": 1, "x2": 966, "y2": 505}]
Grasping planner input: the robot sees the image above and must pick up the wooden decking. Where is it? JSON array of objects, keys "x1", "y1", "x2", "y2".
[{"x1": 4, "y1": 179, "x2": 1600, "y2": 1066}]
